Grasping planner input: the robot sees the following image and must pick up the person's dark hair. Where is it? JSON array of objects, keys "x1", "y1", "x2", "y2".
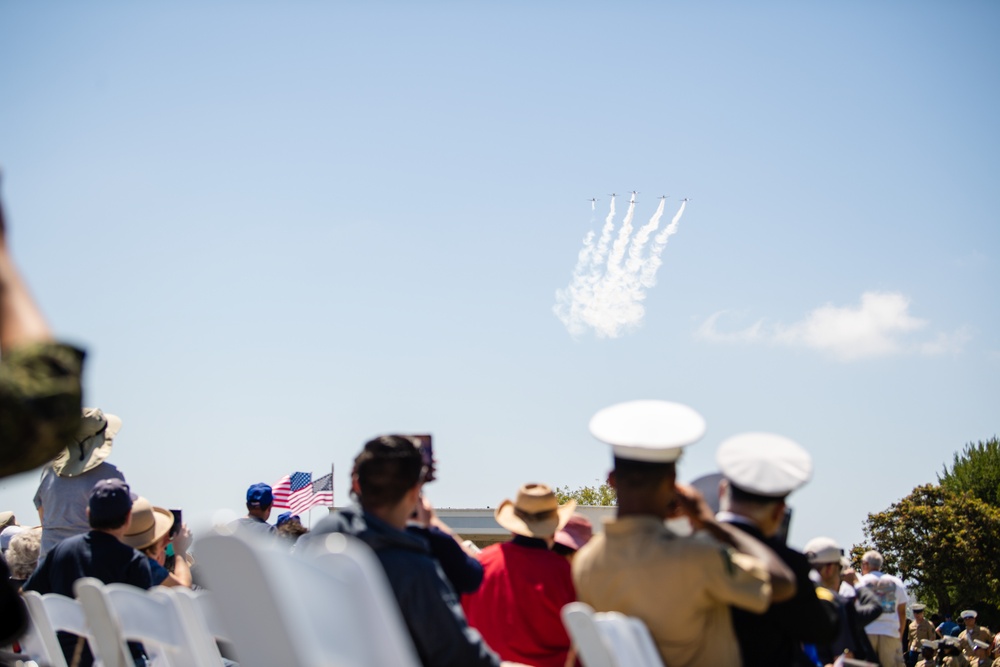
[
  {"x1": 89, "y1": 508, "x2": 130, "y2": 531},
  {"x1": 353, "y1": 435, "x2": 425, "y2": 509},
  {"x1": 729, "y1": 484, "x2": 786, "y2": 507},
  {"x1": 551, "y1": 542, "x2": 576, "y2": 557},
  {"x1": 612, "y1": 457, "x2": 675, "y2": 491}
]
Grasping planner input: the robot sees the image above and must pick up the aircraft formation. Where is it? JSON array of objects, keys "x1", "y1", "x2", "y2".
[{"x1": 591, "y1": 192, "x2": 690, "y2": 206}]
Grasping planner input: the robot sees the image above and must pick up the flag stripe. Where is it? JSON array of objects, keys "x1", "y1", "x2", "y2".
[{"x1": 272, "y1": 471, "x2": 334, "y2": 513}]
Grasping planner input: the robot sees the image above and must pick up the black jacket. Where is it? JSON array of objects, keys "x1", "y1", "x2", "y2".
[
  {"x1": 302, "y1": 506, "x2": 500, "y2": 667},
  {"x1": 724, "y1": 520, "x2": 841, "y2": 667}
]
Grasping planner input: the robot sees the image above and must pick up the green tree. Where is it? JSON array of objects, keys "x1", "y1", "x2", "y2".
[
  {"x1": 555, "y1": 482, "x2": 616, "y2": 506},
  {"x1": 939, "y1": 436, "x2": 1000, "y2": 508},
  {"x1": 854, "y1": 484, "x2": 1000, "y2": 617}
]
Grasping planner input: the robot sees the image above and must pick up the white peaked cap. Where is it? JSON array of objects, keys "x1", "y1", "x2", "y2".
[
  {"x1": 716, "y1": 432, "x2": 813, "y2": 497},
  {"x1": 589, "y1": 400, "x2": 706, "y2": 463}
]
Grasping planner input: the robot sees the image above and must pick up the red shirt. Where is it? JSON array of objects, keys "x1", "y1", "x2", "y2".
[{"x1": 462, "y1": 538, "x2": 575, "y2": 667}]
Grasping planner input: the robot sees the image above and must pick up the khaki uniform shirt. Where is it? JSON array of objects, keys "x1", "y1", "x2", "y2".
[
  {"x1": 944, "y1": 653, "x2": 971, "y2": 667},
  {"x1": 572, "y1": 515, "x2": 770, "y2": 667},
  {"x1": 910, "y1": 617, "x2": 938, "y2": 650},
  {"x1": 959, "y1": 627, "x2": 993, "y2": 658}
]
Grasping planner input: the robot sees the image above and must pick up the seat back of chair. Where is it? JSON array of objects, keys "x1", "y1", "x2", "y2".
[
  {"x1": 562, "y1": 601, "x2": 665, "y2": 667},
  {"x1": 162, "y1": 587, "x2": 228, "y2": 663},
  {"x1": 299, "y1": 532, "x2": 422, "y2": 667},
  {"x1": 197, "y1": 530, "x2": 390, "y2": 667},
  {"x1": 74, "y1": 578, "x2": 217, "y2": 667},
  {"x1": 562, "y1": 602, "x2": 617, "y2": 667},
  {"x1": 594, "y1": 612, "x2": 664, "y2": 667},
  {"x1": 20, "y1": 591, "x2": 75, "y2": 667}
]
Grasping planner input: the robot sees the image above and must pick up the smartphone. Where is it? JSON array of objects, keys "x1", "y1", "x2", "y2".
[
  {"x1": 169, "y1": 509, "x2": 182, "y2": 539},
  {"x1": 408, "y1": 434, "x2": 436, "y2": 483}
]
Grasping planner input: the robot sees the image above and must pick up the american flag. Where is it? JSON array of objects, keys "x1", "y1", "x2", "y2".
[
  {"x1": 310, "y1": 473, "x2": 334, "y2": 509},
  {"x1": 272, "y1": 471, "x2": 334, "y2": 514}
]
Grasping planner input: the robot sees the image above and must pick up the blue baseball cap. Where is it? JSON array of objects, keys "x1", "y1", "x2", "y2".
[
  {"x1": 89, "y1": 479, "x2": 136, "y2": 523},
  {"x1": 246, "y1": 483, "x2": 273, "y2": 508},
  {"x1": 276, "y1": 512, "x2": 299, "y2": 527}
]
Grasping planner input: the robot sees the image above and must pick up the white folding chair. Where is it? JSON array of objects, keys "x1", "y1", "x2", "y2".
[
  {"x1": 298, "y1": 531, "x2": 420, "y2": 667},
  {"x1": 163, "y1": 587, "x2": 230, "y2": 663},
  {"x1": 74, "y1": 578, "x2": 219, "y2": 667},
  {"x1": 196, "y1": 529, "x2": 422, "y2": 667},
  {"x1": 562, "y1": 601, "x2": 664, "y2": 667},
  {"x1": 20, "y1": 590, "x2": 93, "y2": 667}
]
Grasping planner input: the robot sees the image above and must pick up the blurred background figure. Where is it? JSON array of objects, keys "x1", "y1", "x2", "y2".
[
  {"x1": 123, "y1": 497, "x2": 192, "y2": 588},
  {"x1": 34, "y1": 408, "x2": 127, "y2": 558},
  {"x1": 276, "y1": 512, "x2": 308, "y2": 547},
  {"x1": 551, "y1": 513, "x2": 592, "y2": 562},
  {"x1": 5, "y1": 527, "x2": 42, "y2": 590}
]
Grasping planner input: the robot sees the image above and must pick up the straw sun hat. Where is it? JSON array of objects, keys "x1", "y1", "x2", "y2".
[
  {"x1": 122, "y1": 497, "x2": 173, "y2": 551},
  {"x1": 51, "y1": 408, "x2": 122, "y2": 477},
  {"x1": 494, "y1": 483, "x2": 576, "y2": 539}
]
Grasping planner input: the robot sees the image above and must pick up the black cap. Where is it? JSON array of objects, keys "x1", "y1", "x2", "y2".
[{"x1": 89, "y1": 479, "x2": 135, "y2": 523}]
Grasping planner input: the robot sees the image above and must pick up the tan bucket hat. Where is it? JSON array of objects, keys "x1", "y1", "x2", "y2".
[
  {"x1": 494, "y1": 483, "x2": 577, "y2": 539},
  {"x1": 121, "y1": 497, "x2": 173, "y2": 551},
  {"x1": 51, "y1": 408, "x2": 122, "y2": 477}
]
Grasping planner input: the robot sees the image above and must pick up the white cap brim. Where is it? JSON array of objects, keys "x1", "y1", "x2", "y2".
[{"x1": 590, "y1": 400, "x2": 706, "y2": 463}]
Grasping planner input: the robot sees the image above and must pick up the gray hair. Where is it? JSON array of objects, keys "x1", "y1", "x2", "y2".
[
  {"x1": 7, "y1": 528, "x2": 42, "y2": 580},
  {"x1": 861, "y1": 550, "x2": 884, "y2": 571}
]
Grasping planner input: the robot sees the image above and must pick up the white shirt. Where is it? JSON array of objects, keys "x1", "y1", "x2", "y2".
[{"x1": 857, "y1": 570, "x2": 908, "y2": 637}]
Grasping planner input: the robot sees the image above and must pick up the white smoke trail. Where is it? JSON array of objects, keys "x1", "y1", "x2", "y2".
[
  {"x1": 639, "y1": 200, "x2": 686, "y2": 288},
  {"x1": 554, "y1": 196, "x2": 689, "y2": 338}
]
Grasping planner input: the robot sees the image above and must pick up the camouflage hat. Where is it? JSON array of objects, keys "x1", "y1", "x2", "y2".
[{"x1": 51, "y1": 408, "x2": 122, "y2": 477}]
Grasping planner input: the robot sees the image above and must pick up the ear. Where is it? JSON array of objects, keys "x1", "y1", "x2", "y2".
[
  {"x1": 606, "y1": 470, "x2": 616, "y2": 490},
  {"x1": 351, "y1": 473, "x2": 361, "y2": 496}
]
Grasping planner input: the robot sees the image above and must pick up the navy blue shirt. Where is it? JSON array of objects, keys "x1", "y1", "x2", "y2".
[{"x1": 26, "y1": 530, "x2": 153, "y2": 595}]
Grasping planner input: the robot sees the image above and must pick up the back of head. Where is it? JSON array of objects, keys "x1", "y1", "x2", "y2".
[
  {"x1": 353, "y1": 435, "x2": 425, "y2": 510},
  {"x1": 861, "y1": 550, "x2": 884, "y2": 572},
  {"x1": 88, "y1": 478, "x2": 134, "y2": 531},
  {"x1": 246, "y1": 482, "x2": 274, "y2": 511},
  {"x1": 612, "y1": 456, "x2": 676, "y2": 491},
  {"x1": 7, "y1": 527, "x2": 42, "y2": 580}
]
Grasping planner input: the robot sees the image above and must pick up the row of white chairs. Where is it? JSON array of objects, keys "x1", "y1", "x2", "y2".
[
  {"x1": 16, "y1": 529, "x2": 666, "y2": 667},
  {"x1": 20, "y1": 580, "x2": 227, "y2": 667}
]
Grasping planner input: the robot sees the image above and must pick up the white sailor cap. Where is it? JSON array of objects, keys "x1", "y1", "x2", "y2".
[
  {"x1": 716, "y1": 432, "x2": 812, "y2": 497},
  {"x1": 589, "y1": 400, "x2": 706, "y2": 463},
  {"x1": 973, "y1": 640, "x2": 990, "y2": 650},
  {"x1": 960, "y1": 609, "x2": 977, "y2": 619},
  {"x1": 921, "y1": 639, "x2": 939, "y2": 650}
]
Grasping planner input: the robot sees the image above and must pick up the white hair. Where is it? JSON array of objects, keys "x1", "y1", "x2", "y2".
[{"x1": 861, "y1": 550, "x2": 884, "y2": 571}]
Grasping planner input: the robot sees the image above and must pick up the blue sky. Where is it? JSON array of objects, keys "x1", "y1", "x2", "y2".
[{"x1": 1, "y1": 1, "x2": 997, "y2": 551}]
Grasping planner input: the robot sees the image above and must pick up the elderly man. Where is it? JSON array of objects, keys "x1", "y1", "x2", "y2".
[
  {"x1": 462, "y1": 483, "x2": 576, "y2": 667},
  {"x1": 716, "y1": 433, "x2": 840, "y2": 666},
  {"x1": 572, "y1": 400, "x2": 794, "y2": 667},
  {"x1": 858, "y1": 549, "x2": 909, "y2": 667}
]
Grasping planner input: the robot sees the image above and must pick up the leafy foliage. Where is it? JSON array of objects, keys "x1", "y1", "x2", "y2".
[
  {"x1": 939, "y1": 436, "x2": 1000, "y2": 508},
  {"x1": 854, "y1": 484, "x2": 1000, "y2": 620},
  {"x1": 555, "y1": 482, "x2": 617, "y2": 506}
]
